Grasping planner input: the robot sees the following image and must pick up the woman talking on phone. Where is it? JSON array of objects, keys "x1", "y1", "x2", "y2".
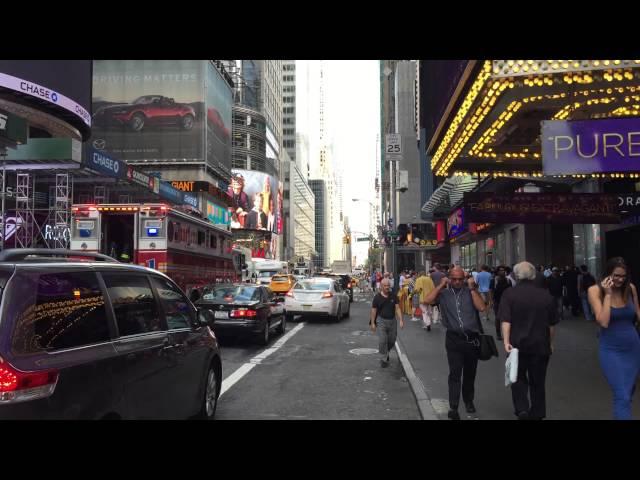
[{"x1": 588, "y1": 257, "x2": 640, "y2": 420}]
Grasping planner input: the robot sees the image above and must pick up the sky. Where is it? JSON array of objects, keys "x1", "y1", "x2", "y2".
[{"x1": 324, "y1": 61, "x2": 380, "y2": 266}]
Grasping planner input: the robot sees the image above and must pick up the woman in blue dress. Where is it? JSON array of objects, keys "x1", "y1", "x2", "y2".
[{"x1": 588, "y1": 257, "x2": 640, "y2": 420}]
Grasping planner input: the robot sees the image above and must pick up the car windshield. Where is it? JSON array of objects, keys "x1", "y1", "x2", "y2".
[
  {"x1": 202, "y1": 286, "x2": 260, "y2": 302},
  {"x1": 258, "y1": 271, "x2": 278, "y2": 278},
  {"x1": 294, "y1": 281, "x2": 332, "y2": 291},
  {"x1": 132, "y1": 96, "x2": 159, "y2": 105}
]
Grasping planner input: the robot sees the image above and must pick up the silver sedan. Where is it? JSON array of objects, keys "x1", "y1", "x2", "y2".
[{"x1": 284, "y1": 277, "x2": 350, "y2": 322}]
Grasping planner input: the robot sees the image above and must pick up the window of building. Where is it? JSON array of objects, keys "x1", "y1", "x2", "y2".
[
  {"x1": 210, "y1": 234, "x2": 217, "y2": 249},
  {"x1": 11, "y1": 271, "x2": 110, "y2": 354},
  {"x1": 102, "y1": 273, "x2": 162, "y2": 337}
]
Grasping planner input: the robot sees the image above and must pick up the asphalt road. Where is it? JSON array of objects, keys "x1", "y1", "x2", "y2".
[{"x1": 214, "y1": 292, "x2": 420, "y2": 420}]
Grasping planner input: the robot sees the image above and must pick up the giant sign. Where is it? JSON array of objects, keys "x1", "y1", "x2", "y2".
[
  {"x1": 542, "y1": 118, "x2": 640, "y2": 175},
  {"x1": 464, "y1": 192, "x2": 621, "y2": 224}
]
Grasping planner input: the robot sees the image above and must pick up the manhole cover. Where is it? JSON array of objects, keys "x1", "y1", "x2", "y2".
[{"x1": 349, "y1": 348, "x2": 378, "y2": 355}]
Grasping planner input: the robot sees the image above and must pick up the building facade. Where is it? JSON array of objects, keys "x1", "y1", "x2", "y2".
[{"x1": 310, "y1": 179, "x2": 328, "y2": 269}]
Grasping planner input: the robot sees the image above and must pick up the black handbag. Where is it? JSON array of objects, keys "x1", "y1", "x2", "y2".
[{"x1": 475, "y1": 310, "x2": 498, "y2": 361}]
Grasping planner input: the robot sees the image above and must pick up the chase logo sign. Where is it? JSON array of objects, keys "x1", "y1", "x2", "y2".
[{"x1": 85, "y1": 147, "x2": 124, "y2": 179}]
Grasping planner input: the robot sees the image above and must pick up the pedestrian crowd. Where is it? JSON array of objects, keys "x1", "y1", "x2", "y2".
[{"x1": 368, "y1": 257, "x2": 640, "y2": 420}]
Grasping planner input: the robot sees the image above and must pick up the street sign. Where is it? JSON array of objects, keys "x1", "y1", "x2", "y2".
[
  {"x1": 356, "y1": 237, "x2": 369, "y2": 242},
  {"x1": 389, "y1": 231, "x2": 399, "y2": 237},
  {"x1": 385, "y1": 133, "x2": 402, "y2": 161}
]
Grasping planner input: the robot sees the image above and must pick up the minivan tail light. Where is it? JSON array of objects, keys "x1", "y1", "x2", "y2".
[
  {"x1": 322, "y1": 291, "x2": 333, "y2": 298},
  {"x1": 0, "y1": 362, "x2": 59, "y2": 404}
]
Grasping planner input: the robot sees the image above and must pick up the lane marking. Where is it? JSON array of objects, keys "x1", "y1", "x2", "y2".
[{"x1": 219, "y1": 321, "x2": 305, "y2": 397}]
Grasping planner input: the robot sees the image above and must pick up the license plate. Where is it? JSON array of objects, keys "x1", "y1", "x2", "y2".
[
  {"x1": 214, "y1": 311, "x2": 229, "y2": 319},
  {"x1": 302, "y1": 304, "x2": 312, "y2": 310}
]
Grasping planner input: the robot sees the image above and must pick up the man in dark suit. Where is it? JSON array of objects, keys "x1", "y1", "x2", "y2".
[{"x1": 245, "y1": 192, "x2": 268, "y2": 230}]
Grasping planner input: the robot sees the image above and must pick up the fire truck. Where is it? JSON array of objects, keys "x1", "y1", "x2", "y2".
[{"x1": 70, "y1": 203, "x2": 237, "y2": 292}]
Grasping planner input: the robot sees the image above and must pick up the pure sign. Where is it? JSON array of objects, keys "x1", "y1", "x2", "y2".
[{"x1": 542, "y1": 118, "x2": 640, "y2": 175}]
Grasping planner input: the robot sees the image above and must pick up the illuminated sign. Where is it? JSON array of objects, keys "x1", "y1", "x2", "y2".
[
  {"x1": 172, "y1": 181, "x2": 197, "y2": 192},
  {"x1": 0, "y1": 72, "x2": 91, "y2": 127},
  {"x1": 464, "y1": 192, "x2": 620, "y2": 224},
  {"x1": 542, "y1": 118, "x2": 640, "y2": 175},
  {"x1": 447, "y1": 208, "x2": 465, "y2": 238}
]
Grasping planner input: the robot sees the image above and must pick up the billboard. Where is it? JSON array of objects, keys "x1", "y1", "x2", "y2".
[
  {"x1": 91, "y1": 60, "x2": 205, "y2": 161},
  {"x1": 447, "y1": 208, "x2": 465, "y2": 239},
  {"x1": 229, "y1": 169, "x2": 283, "y2": 234},
  {"x1": 464, "y1": 192, "x2": 621, "y2": 224},
  {"x1": 542, "y1": 118, "x2": 640, "y2": 175},
  {"x1": 0, "y1": 60, "x2": 92, "y2": 139},
  {"x1": 205, "y1": 63, "x2": 233, "y2": 180},
  {"x1": 206, "y1": 200, "x2": 230, "y2": 226}
]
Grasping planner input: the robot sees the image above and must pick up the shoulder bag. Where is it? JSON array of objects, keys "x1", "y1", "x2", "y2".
[{"x1": 475, "y1": 308, "x2": 498, "y2": 361}]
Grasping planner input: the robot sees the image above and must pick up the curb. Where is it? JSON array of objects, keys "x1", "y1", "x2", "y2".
[{"x1": 395, "y1": 336, "x2": 439, "y2": 420}]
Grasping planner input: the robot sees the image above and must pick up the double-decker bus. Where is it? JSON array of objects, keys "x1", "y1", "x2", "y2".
[{"x1": 70, "y1": 203, "x2": 237, "y2": 292}]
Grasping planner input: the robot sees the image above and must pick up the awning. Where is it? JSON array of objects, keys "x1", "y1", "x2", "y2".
[{"x1": 421, "y1": 175, "x2": 480, "y2": 217}]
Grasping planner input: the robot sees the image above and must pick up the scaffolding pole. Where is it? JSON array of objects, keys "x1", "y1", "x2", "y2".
[{"x1": 55, "y1": 173, "x2": 70, "y2": 249}]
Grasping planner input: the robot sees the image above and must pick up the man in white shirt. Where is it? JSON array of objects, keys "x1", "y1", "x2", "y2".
[{"x1": 398, "y1": 272, "x2": 406, "y2": 290}]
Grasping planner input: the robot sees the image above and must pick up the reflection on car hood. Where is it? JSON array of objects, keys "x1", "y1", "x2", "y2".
[{"x1": 198, "y1": 300, "x2": 260, "y2": 307}]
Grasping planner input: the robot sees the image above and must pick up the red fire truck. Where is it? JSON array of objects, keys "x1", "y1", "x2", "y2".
[{"x1": 70, "y1": 203, "x2": 238, "y2": 292}]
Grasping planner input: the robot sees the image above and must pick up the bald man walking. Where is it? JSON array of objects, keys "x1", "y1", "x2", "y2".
[
  {"x1": 424, "y1": 267, "x2": 487, "y2": 420},
  {"x1": 370, "y1": 278, "x2": 404, "y2": 367}
]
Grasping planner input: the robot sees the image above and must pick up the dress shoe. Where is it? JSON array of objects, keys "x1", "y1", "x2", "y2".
[
  {"x1": 448, "y1": 409, "x2": 460, "y2": 420},
  {"x1": 380, "y1": 359, "x2": 389, "y2": 368},
  {"x1": 516, "y1": 411, "x2": 529, "y2": 420},
  {"x1": 465, "y1": 401, "x2": 476, "y2": 414}
]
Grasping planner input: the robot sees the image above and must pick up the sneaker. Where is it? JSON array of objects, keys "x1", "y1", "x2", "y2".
[
  {"x1": 516, "y1": 411, "x2": 529, "y2": 420},
  {"x1": 465, "y1": 401, "x2": 476, "y2": 414},
  {"x1": 448, "y1": 409, "x2": 460, "y2": 420},
  {"x1": 380, "y1": 359, "x2": 389, "y2": 368}
]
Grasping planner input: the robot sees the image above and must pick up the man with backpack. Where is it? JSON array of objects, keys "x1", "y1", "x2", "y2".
[{"x1": 578, "y1": 265, "x2": 596, "y2": 322}]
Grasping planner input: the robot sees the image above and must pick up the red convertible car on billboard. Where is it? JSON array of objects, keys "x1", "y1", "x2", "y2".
[{"x1": 93, "y1": 95, "x2": 196, "y2": 131}]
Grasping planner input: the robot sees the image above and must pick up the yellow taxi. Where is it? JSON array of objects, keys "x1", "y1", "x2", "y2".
[{"x1": 269, "y1": 274, "x2": 297, "y2": 295}]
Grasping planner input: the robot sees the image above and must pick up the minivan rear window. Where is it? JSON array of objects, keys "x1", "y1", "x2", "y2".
[{"x1": 11, "y1": 271, "x2": 110, "y2": 354}]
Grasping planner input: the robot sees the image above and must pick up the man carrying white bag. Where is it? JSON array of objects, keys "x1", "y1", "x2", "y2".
[{"x1": 498, "y1": 262, "x2": 559, "y2": 420}]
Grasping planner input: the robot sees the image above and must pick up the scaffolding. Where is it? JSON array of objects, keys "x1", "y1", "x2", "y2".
[
  {"x1": 15, "y1": 173, "x2": 33, "y2": 249},
  {"x1": 54, "y1": 173, "x2": 70, "y2": 248}
]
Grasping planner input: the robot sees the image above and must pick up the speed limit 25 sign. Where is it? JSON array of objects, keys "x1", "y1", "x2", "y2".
[{"x1": 385, "y1": 133, "x2": 402, "y2": 155}]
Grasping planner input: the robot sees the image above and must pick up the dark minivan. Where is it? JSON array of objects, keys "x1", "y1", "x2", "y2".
[{"x1": 0, "y1": 249, "x2": 222, "y2": 420}]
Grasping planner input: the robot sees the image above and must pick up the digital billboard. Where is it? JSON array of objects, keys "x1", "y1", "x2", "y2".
[
  {"x1": 229, "y1": 169, "x2": 283, "y2": 234},
  {"x1": 0, "y1": 60, "x2": 92, "y2": 139},
  {"x1": 447, "y1": 208, "x2": 465, "y2": 239},
  {"x1": 90, "y1": 60, "x2": 205, "y2": 161},
  {"x1": 205, "y1": 62, "x2": 232, "y2": 180}
]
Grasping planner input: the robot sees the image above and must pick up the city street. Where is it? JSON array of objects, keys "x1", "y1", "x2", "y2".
[{"x1": 215, "y1": 291, "x2": 420, "y2": 420}]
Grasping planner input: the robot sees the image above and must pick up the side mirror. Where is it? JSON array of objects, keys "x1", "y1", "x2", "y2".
[{"x1": 197, "y1": 308, "x2": 215, "y2": 328}]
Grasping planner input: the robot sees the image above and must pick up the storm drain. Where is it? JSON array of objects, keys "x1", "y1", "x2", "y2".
[{"x1": 349, "y1": 348, "x2": 378, "y2": 355}]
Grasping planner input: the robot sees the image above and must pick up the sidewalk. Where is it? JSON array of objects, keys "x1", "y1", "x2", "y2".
[{"x1": 396, "y1": 308, "x2": 640, "y2": 420}]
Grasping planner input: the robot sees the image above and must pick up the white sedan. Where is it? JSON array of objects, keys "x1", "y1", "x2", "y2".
[{"x1": 284, "y1": 277, "x2": 350, "y2": 322}]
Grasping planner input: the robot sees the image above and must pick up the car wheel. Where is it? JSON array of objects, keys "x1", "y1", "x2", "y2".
[
  {"x1": 277, "y1": 314, "x2": 286, "y2": 334},
  {"x1": 199, "y1": 365, "x2": 219, "y2": 420},
  {"x1": 258, "y1": 319, "x2": 270, "y2": 345},
  {"x1": 129, "y1": 113, "x2": 145, "y2": 132},
  {"x1": 181, "y1": 114, "x2": 194, "y2": 130}
]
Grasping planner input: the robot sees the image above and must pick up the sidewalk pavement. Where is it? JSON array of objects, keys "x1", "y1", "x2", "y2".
[{"x1": 396, "y1": 307, "x2": 640, "y2": 420}]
